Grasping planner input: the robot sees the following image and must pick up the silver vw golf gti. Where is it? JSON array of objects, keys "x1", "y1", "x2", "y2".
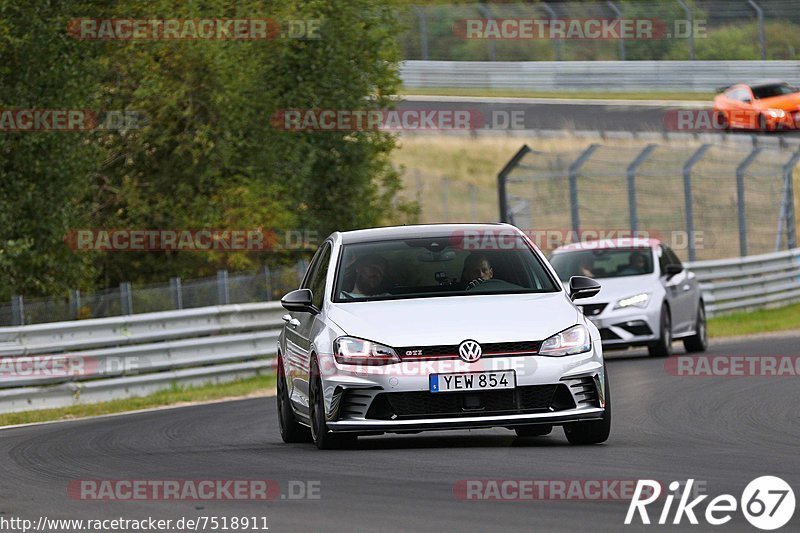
[{"x1": 277, "y1": 224, "x2": 610, "y2": 449}]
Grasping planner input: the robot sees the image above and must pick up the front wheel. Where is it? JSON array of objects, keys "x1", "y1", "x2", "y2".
[
  {"x1": 564, "y1": 371, "x2": 611, "y2": 445},
  {"x1": 683, "y1": 304, "x2": 708, "y2": 353},
  {"x1": 277, "y1": 356, "x2": 311, "y2": 443},
  {"x1": 309, "y1": 358, "x2": 357, "y2": 450},
  {"x1": 648, "y1": 305, "x2": 672, "y2": 358}
]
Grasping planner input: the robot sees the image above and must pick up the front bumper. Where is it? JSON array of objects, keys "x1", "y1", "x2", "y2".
[
  {"x1": 317, "y1": 348, "x2": 605, "y2": 433},
  {"x1": 584, "y1": 305, "x2": 660, "y2": 348}
]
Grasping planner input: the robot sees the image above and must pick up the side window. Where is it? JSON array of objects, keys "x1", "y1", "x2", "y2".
[
  {"x1": 308, "y1": 243, "x2": 332, "y2": 310},
  {"x1": 301, "y1": 245, "x2": 325, "y2": 289}
]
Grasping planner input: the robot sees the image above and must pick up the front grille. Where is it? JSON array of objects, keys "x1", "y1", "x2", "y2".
[
  {"x1": 396, "y1": 340, "x2": 542, "y2": 360},
  {"x1": 579, "y1": 303, "x2": 607, "y2": 316},
  {"x1": 365, "y1": 384, "x2": 575, "y2": 420},
  {"x1": 599, "y1": 328, "x2": 621, "y2": 341}
]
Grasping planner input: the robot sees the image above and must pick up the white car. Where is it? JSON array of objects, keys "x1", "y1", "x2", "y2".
[
  {"x1": 276, "y1": 224, "x2": 610, "y2": 449},
  {"x1": 549, "y1": 238, "x2": 707, "y2": 357}
]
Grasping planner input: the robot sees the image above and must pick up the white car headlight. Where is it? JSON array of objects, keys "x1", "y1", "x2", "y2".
[
  {"x1": 334, "y1": 336, "x2": 399, "y2": 365},
  {"x1": 766, "y1": 109, "x2": 786, "y2": 118},
  {"x1": 539, "y1": 325, "x2": 591, "y2": 356},
  {"x1": 614, "y1": 293, "x2": 651, "y2": 309}
]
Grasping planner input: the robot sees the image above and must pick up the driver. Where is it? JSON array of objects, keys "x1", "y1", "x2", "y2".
[
  {"x1": 621, "y1": 251, "x2": 647, "y2": 275},
  {"x1": 342, "y1": 254, "x2": 389, "y2": 298},
  {"x1": 462, "y1": 253, "x2": 494, "y2": 289}
]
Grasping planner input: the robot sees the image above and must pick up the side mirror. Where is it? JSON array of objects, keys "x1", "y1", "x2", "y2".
[
  {"x1": 569, "y1": 276, "x2": 601, "y2": 301},
  {"x1": 281, "y1": 288, "x2": 318, "y2": 315},
  {"x1": 664, "y1": 264, "x2": 684, "y2": 278}
]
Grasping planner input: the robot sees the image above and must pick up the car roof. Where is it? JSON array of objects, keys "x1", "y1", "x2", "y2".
[
  {"x1": 333, "y1": 223, "x2": 518, "y2": 245},
  {"x1": 552, "y1": 238, "x2": 661, "y2": 253}
]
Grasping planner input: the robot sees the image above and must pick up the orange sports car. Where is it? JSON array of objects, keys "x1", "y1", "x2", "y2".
[{"x1": 712, "y1": 80, "x2": 800, "y2": 132}]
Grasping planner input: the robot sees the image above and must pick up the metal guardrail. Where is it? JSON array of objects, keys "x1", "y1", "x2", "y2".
[
  {"x1": 400, "y1": 60, "x2": 800, "y2": 92},
  {"x1": 0, "y1": 303, "x2": 284, "y2": 413},
  {"x1": 1, "y1": 248, "x2": 799, "y2": 414},
  {"x1": 687, "y1": 248, "x2": 800, "y2": 315}
]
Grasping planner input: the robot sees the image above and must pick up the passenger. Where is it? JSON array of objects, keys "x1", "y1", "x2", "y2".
[{"x1": 342, "y1": 254, "x2": 389, "y2": 298}]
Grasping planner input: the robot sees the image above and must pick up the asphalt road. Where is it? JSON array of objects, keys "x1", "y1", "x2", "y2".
[
  {"x1": 1, "y1": 335, "x2": 798, "y2": 532},
  {"x1": 398, "y1": 96, "x2": 800, "y2": 137}
]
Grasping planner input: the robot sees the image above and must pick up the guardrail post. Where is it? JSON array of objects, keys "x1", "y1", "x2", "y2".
[
  {"x1": 170, "y1": 277, "x2": 183, "y2": 309},
  {"x1": 540, "y1": 2, "x2": 562, "y2": 60},
  {"x1": 607, "y1": 1, "x2": 626, "y2": 61},
  {"x1": 263, "y1": 266, "x2": 273, "y2": 301},
  {"x1": 568, "y1": 144, "x2": 600, "y2": 232},
  {"x1": 442, "y1": 176, "x2": 450, "y2": 221},
  {"x1": 119, "y1": 282, "x2": 133, "y2": 315},
  {"x1": 747, "y1": 0, "x2": 767, "y2": 61},
  {"x1": 216, "y1": 270, "x2": 229, "y2": 305},
  {"x1": 683, "y1": 144, "x2": 711, "y2": 261},
  {"x1": 69, "y1": 290, "x2": 81, "y2": 319},
  {"x1": 11, "y1": 295, "x2": 24, "y2": 326},
  {"x1": 411, "y1": 6, "x2": 429, "y2": 60},
  {"x1": 736, "y1": 147, "x2": 761, "y2": 256},
  {"x1": 497, "y1": 144, "x2": 531, "y2": 223},
  {"x1": 626, "y1": 144, "x2": 657, "y2": 232},
  {"x1": 476, "y1": 3, "x2": 496, "y2": 61},
  {"x1": 676, "y1": 0, "x2": 695, "y2": 60}
]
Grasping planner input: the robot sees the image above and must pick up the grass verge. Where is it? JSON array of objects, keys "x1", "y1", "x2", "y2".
[
  {"x1": 707, "y1": 302, "x2": 800, "y2": 339},
  {"x1": 0, "y1": 373, "x2": 276, "y2": 428},
  {"x1": 399, "y1": 87, "x2": 714, "y2": 102}
]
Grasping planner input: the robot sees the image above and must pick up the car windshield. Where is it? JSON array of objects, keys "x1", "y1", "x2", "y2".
[
  {"x1": 549, "y1": 248, "x2": 654, "y2": 281},
  {"x1": 751, "y1": 83, "x2": 799, "y2": 99},
  {"x1": 332, "y1": 236, "x2": 560, "y2": 302}
]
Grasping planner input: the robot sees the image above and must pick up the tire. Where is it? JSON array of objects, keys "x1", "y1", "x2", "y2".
[
  {"x1": 564, "y1": 371, "x2": 611, "y2": 445},
  {"x1": 277, "y1": 356, "x2": 311, "y2": 443},
  {"x1": 683, "y1": 303, "x2": 708, "y2": 353},
  {"x1": 514, "y1": 425, "x2": 553, "y2": 437},
  {"x1": 309, "y1": 358, "x2": 357, "y2": 450},
  {"x1": 648, "y1": 305, "x2": 672, "y2": 358}
]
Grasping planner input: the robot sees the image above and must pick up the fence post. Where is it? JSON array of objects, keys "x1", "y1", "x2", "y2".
[
  {"x1": 747, "y1": 0, "x2": 767, "y2": 61},
  {"x1": 627, "y1": 144, "x2": 657, "y2": 232},
  {"x1": 411, "y1": 6, "x2": 429, "y2": 60},
  {"x1": 568, "y1": 144, "x2": 600, "y2": 233},
  {"x1": 263, "y1": 265, "x2": 273, "y2": 301},
  {"x1": 736, "y1": 147, "x2": 761, "y2": 257},
  {"x1": 676, "y1": 0, "x2": 695, "y2": 60},
  {"x1": 607, "y1": 1, "x2": 626, "y2": 61},
  {"x1": 69, "y1": 289, "x2": 81, "y2": 319},
  {"x1": 777, "y1": 150, "x2": 800, "y2": 251},
  {"x1": 442, "y1": 176, "x2": 450, "y2": 221},
  {"x1": 540, "y1": 2, "x2": 562, "y2": 60},
  {"x1": 497, "y1": 145, "x2": 532, "y2": 223},
  {"x1": 682, "y1": 144, "x2": 711, "y2": 261},
  {"x1": 170, "y1": 277, "x2": 183, "y2": 309},
  {"x1": 476, "y1": 3, "x2": 496, "y2": 61},
  {"x1": 469, "y1": 183, "x2": 477, "y2": 221},
  {"x1": 119, "y1": 282, "x2": 133, "y2": 315},
  {"x1": 11, "y1": 295, "x2": 24, "y2": 326},
  {"x1": 216, "y1": 270, "x2": 229, "y2": 305}
]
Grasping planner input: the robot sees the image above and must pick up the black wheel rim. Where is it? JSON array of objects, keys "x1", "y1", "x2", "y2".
[
  {"x1": 310, "y1": 371, "x2": 322, "y2": 442},
  {"x1": 664, "y1": 313, "x2": 671, "y2": 348},
  {"x1": 699, "y1": 308, "x2": 707, "y2": 347}
]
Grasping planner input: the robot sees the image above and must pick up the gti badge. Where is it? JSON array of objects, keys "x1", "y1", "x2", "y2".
[{"x1": 458, "y1": 340, "x2": 482, "y2": 363}]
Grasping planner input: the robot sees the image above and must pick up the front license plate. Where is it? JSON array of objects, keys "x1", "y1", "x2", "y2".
[{"x1": 429, "y1": 370, "x2": 516, "y2": 393}]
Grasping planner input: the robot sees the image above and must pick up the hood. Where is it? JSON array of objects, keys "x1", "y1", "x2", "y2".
[
  {"x1": 755, "y1": 92, "x2": 800, "y2": 111},
  {"x1": 566, "y1": 275, "x2": 657, "y2": 305},
  {"x1": 327, "y1": 292, "x2": 579, "y2": 347}
]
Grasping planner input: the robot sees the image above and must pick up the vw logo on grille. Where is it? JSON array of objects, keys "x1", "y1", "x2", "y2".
[{"x1": 458, "y1": 340, "x2": 482, "y2": 363}]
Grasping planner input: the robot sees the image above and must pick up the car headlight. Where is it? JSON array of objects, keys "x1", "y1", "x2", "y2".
[
  {"x1": 334, "y1": 336, "x2": 399, "y2": 365},
  {"x1": 766, "y1": 109, "x2": 786, "y2": 118},
  {"x1": 539, "y1": 325, "x2": 591, "y2": 356},
  {"x1": 614, "y1": 293, "x2": 651, "y2": 309}
]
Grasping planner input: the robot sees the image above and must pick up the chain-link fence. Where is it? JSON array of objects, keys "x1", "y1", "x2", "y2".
[
  {"x1": 399, "y1": 0, "x2": 800, "y2": 62},
  {"x1": 0, "y1": 262, "x2": 309, "y2": 327},
  {"x1": 499, "y1": 141, "x2": 799, "y2": 261}
]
